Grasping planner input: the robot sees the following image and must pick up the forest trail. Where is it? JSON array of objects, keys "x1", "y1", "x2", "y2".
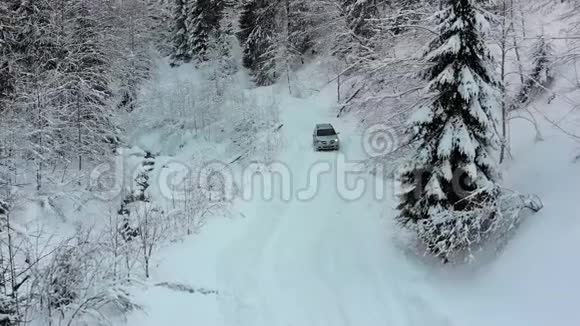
[
  {"x1": 121, "y1": 82, "x2": 450, "y2": 326},
  {"x1": 214, "y1": 87, "x2": 450, "y2": 326}
]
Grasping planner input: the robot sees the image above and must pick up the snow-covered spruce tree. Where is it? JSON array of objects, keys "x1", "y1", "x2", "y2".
[
  {"x1": 239, "y1": 0, "x2": 277, "y2": 86},
  {"x1": 517, "y1": 34, "x2": 553, "y2": 105},
  {"x1": 11, "y1": 0, "x2": 63, "y2": 190},
  {"x1": 288, "y1": 0, "x2": 312, "y2": 55},
  {"x1": 55, "y1": 0, "x2": 117, "y2": 170},
  {"x1": 111, "y1": 0, "x2": 156, "y2": 111},
  {"x1": 170, "y1": 0, "x2": 191, "y2": 65},
  {"x1": 0, "y1": 3, "x2": 19, "y2": 187},
  {"x1": 238, "y1": 0, "x2": 258, "y2": 64},
  {"x1": 218, "y1": 4, "x2": 238, "y2": 75},
  {"x1": 187, "y1": 0, "x2": 210, "y2": 62},
  {"x1": 0, "y1": 1, "x2": 17, "y2": 110},
  {"x1": 203, "y1": 29, "x2": 236, "y2": 83},
  {"x1": 145, "y1": 0, "x2": 174, "y2": 56},
  {"x1": 209, "y1": 0, "x2": 226, "y2": 28},
  {"x1": 396, "y1": 0, "x2": 502, "y2": 262}
]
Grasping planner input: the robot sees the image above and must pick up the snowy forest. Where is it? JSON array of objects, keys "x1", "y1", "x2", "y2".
[{"x1": 1, "y1": 0, "x2": 579, "y2": 325}]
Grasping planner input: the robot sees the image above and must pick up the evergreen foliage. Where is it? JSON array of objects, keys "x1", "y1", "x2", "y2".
[
  {"x1": 396, "y1": 0, "x2": 503, "y2": 262},
  {"x1": 170, "y1": 0, "x2": 191, "y2": 65},
  {"x1": 238, "y1": 0, "x2": 277, "y2": 86},
  {"x1": 517, "y1": 34, "x2": 554, "y2": 105}
]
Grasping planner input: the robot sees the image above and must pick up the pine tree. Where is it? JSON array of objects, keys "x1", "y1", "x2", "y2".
[
  {"x1": 0, "y1": 1, "x2": 17, "y2": 109},
  {"x1": 187, "y1": 0, "x2": 211, "y2": 61},
  {"x1": 209, "y1": 0, "x2": 226, "y2": 28},
  {"x1": 530, "y1": 34, "x2": 553, "y2": 85},
  {"x1": 517, "y1": 34, "x2": 553, "y2": 104},
  {"x1": 170, "y1": 0, "x2": 191, "y2": 65},
  {"x1": 12, "y1": 0, "x2": 60, "y2": 190},
  {"x1": 112, "y1": 0, "x2": 156, "y2": 111},
  {"x1": 238, "y1": 0, "x2": 258, "y2": 59},
  {"x1": 288, "y1": 0, "x2": 312, "y2": 55},
  {"x1": 145, "y1": 0, "x2": 174, "y2": 56},
  {"x1": 239, "y1": 0, "x2": 277, "y2": 86},
  {"x1": 205, "y1": 25, "x2": 237, "y2": 79},
  {"x1": 183, "y1": 0, "x2": 226, "y2": 63},
  {"x1": 396, "y1": 0, "x2": 502, "y2": 262},
  {"x1": 65, "y1": 0, "x2": 116, "y2": 169}
]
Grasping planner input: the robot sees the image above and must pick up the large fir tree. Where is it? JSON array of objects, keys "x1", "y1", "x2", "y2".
[
  {"x1": 238, "y1": 0, "x2": 277, "y2": 86},
  {"x1": 170, "y1": 0, "x2": 191, "y2": 65},
  {"x1": 187, "y1": 0, "x2": 210, "y2": 61},
  {"x1": 396, "y1": 0, "x2": 502, "y2": 261},
  {"x1": 288, "y1": 0, "x2": 312, "y2": 55},
  {"x1": 186, "y1": 0, "x2": 225, "y2": 63},
  {"x1": 0, "y1": 1, "x2": 16, "y2": 108},
  {"x1": 238, "y1": 0, "x2": 258, "y2": 59},
  {"x1": 66, "y1": 0, "x2": 116, "y2": 169}
]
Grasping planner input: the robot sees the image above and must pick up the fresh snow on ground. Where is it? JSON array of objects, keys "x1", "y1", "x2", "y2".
[
  {"x1": 436, "y1": 86, "x2": 580, "y2": 326},
  {"x1": 118, "y1": 59, "x2": 580, "y2": 326}
]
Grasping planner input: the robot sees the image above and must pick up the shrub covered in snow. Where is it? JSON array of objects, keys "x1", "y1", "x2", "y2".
[
  {"x1": 130, "y1": 61, "x2": 279, "y2": 155},
  {"x1": 28, "y1": 226, "x2": 142, "y2": 326}
]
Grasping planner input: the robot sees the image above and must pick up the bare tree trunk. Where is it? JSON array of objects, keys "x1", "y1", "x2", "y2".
[
  {"x1": 141, "y1": 209, "x2": 150, "y2": 278},
  {"x1": 36, "y1": 90, "x2": 43, "y2": 191},
  {"x1": 500, "y1": 0, "x2": 509, "y2": 163},
  {"x1": 284, "y1": 0, "x2": 292, "y2": 96},
  {"x1": 77, "y1": 90, "x2": 82, "y2": 172},
  {"x1": 517, "y1": 0, "x2": 526, "y2": 38},
  {"x1": 109, "y1": 214, "x2": 119, "y2": 280},
  {"x1": 510, "y1": 0, "x2": 525, "y2": 86},
  {"x1": 136, "y1": 205, "x2": 164, "y2": 279},
  {"x1": 144, "y1": 256, "x2": 150, "y2": 279},
  {"x1": 125, "y1": 252, "x2": 131, "y2": 280},
  {"x1": 337, "y1": 73, "x2": 341, "y2": 103},
  {"x1": 565, "y1": 37, "x2": 580, "y2": 86},
  {"x1": 6, "y1": 207, "x2": 20, "y2": 321},
  {"x1": 286, "y1": 64, "x2": 292, "y2": 96}
]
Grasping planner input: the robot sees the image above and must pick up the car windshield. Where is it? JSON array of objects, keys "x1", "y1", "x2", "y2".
[{"x1": 317, "y1": 128, "x2": 336, "y2": 136}]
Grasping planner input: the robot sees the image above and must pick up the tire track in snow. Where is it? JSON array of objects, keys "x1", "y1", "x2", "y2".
[{"x1": 216, "y1": 201, "x2": 287, "y2": 326}]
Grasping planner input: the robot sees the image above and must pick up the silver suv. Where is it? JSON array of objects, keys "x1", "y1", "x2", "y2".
[{"x1": 313, "y1": 123, "x2": 340, "y2": 151}]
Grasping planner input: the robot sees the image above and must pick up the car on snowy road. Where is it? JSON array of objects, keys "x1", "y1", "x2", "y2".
[{"x1": 313, "y1": 123, "x2": 340, "y2": 151}]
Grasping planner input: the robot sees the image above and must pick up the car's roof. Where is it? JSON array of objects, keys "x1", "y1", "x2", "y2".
[{"x1": 315, "y1": 123, "x2": 334, "y2": 129}]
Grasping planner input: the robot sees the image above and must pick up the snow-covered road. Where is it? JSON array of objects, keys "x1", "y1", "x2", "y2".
[
  {"x1": 215, "y1": 90, "x2": 449, "y2": 326},
  {"x1": 122, "y1": 84, "x2": 450, "y2": 326}
]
